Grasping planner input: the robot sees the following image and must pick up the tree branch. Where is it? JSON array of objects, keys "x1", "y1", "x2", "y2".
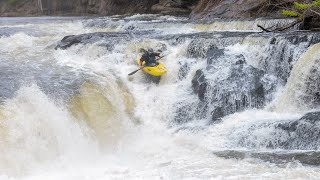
[
  {"x1": 310, "y1": 9, "x2": 320, "y2": 16},
  {"x1": 257, "y1": 24, "x2": 272, "y2": 32}
]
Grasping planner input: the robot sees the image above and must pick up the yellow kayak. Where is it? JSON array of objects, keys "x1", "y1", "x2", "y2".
[{"x1": 137, "y1": 58, "x2": 167, "y2": 76}]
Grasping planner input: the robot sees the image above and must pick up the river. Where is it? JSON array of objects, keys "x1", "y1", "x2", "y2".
[{"x1": 0, "y1": 15, "x2": 320, "y2": 179}]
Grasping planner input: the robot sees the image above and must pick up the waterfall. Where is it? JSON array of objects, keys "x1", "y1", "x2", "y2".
[
  {"x1": 0, "y1": 15, "x2": 320, "y2": 179},
  {"x1": 275, "y1": 43, "x2": 320, "y2": 112}
]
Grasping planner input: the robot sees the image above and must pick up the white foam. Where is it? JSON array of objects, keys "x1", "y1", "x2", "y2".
[{"x1": 0, "y1": 15, "x2": 319, "y2": 180}]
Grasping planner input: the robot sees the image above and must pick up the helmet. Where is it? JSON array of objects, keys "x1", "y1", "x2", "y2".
[{"x1": 148, "y1": 48, "x2": 154, "y2": 53}]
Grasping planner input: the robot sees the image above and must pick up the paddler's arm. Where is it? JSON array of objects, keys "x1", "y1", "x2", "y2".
[
  {"x1": 153, "y1": 52, "x2": 161, "y2": 57},
  {"x1": 140, "y1": 54, "x2": 147, "y2": 66}
]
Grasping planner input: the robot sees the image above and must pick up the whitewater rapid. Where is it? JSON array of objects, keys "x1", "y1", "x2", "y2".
[{"x1": 0, "y1": 15, "x2": 320, "y2": 179}]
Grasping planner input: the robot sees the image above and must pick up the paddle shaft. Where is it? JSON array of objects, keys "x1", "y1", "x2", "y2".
[{"x1": 128, "y1": 66, "x2": 145, "y2": 76}]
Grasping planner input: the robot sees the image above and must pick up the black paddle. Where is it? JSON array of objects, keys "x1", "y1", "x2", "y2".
[
  {"x1": 128, "y1": 56, "x2": 165, "y2": 76},
  {"x1": 128, "y1": 66, "x2": 145, "y2": 76}
]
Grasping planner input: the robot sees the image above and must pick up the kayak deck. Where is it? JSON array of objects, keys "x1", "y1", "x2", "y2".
[{"x1": 137, "y1": 58, "x2": 167, "y2": 76}]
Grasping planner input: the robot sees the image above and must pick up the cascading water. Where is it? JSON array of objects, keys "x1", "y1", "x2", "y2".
[
  {"x1": 1, "y1": 15, "x2": 320, "y2": 179},
  {"x1": 275, "y1": 43, "x2": 320, "y2": 112}
]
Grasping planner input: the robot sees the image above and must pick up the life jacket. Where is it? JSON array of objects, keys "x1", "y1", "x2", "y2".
[{"x1": 140, "y1": 52, "x2": 159, "y2": 66}]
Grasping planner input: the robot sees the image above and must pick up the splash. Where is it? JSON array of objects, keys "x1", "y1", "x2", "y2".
[
  {"x1": 69, "y1": 81, "x2": 135, "y2": 149},
  {"x1": 0, "y1": 85, "x2": 97, "y2": 176}
]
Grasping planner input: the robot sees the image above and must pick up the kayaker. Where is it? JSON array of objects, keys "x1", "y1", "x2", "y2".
[{"x1": 139, "y1": 48, "x2": 161, "y2": 67}]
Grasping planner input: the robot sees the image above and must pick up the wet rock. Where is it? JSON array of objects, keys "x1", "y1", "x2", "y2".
[
  {"x1": 207, "y1": 48, "x2": 225, "y2": 65},
  {"x1": 186, "y1": 32, "x2": 252, "y2": 58},
  {"x1": 274, "y1": 112, "x2": 320, "y2": 133},
  {"x1": 310, "y1": 33, "x2": 320, "y2": 46},
  {"x1": 236, "y1": 112, "x2": 320, "y2": 150},
  {"x1": 207, "y1": 64, "x2": 266, "y2": 119},
  {"x1": 299, "y1": 16, "x2": 320, "y2": 31},
  {"x1": 258, "y1": 33, "x2": 315, "y2": 83},
  {"x1": 55, "y1": 31, "x2": 153, "y2": 49},
  {"x1": 211, "y1": 107, "x2": 224, "y2": 121},
  {"x1": 174, "y1": 32, "x2": 319, "y2": 84},
  {"x1": 213, "y1": 150, "x2": 320, "y2": 166},
  {"x1": 286, "y1": 34, "x2": 310, "y2": 45},
  {"x1": 55, "y1": 32, "x2": 130, "y2": 49},
  {"x1": 275, "y1": 111, "x2": 320, "y2": 149},
  {"x1": 191, "y1": 69, "x2": 207, "y2": 101},
  {"x1": 175, "y1": 32, "x2": 320, "y2": 124},
  {"x1": 187, "y1": 39, "x2": 217, "y2": 58},
  {"x1": 194, "y1": 54, "x2": 264, "y2": 103},
  {"x1": 191, "y1": 48, "x2": 277, "y2": 121},
  {"x1": 160, "y1": 31, "x2": 254, "y2": 47}
]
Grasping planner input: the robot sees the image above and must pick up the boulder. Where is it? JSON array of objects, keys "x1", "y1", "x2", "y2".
[
  {"x1": 191, "y1": 69, "x2": 207, "y2": 101},
  {"x1": 213, "y1": 150, "x2": 320, "y2": 166},
  {"x1": 55, "y1": 32, "x2": 130, "y2": 49},
  {"x1": 186, "y1": 32, "x2": 253, "y2": 58},
  {"x1": 275, "y1": 111, "x2": 320, "y2": 149},
  {"x1": 236, "y1": 111, "x2": 320, "y2": 150},
  {"x1": 55, "y1": 31, "x2": 153, "y2": 49},
  {"x1": 187, "y1": 39, "x2": 217, "y2": 58},
  {"x1": 191, "y1": 47, "x2": 277, "y2": 121}
]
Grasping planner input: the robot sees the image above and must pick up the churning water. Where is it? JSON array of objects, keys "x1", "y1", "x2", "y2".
[{"x1": 0, "y1": 15, "x2": 320, "y2": 179}]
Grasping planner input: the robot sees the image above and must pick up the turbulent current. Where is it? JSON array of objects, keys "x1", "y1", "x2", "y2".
[{"x1": 0, "y1": 15, "x2": 320, "y2": 179}]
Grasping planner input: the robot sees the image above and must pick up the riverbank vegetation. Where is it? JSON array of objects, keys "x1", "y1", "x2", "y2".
[{"x1": 282, "y1": 0, "x2": 320, "y2": 30}]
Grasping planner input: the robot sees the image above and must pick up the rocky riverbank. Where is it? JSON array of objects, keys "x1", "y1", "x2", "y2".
[
  {"x1": 3, "y1": 0, "x2": 319, "y2": 30},
  {"x1": 0, "y1": 0, "x2": 289, "y2": 19},
  {"x1": 0, "y1": 0, "x2": 194, "y2": 16}
]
